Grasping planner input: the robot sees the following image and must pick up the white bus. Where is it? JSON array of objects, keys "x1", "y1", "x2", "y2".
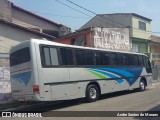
[{"x1": 10, "y1": 39, "x2": 152, "y2": 102}]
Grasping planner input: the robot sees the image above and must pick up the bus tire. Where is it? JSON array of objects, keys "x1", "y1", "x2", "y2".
[
  {"x1": 85, "y1": 84, "x2": 99, "y2": 102},
  {"x1": 139, "y1": 79, "x2": 146, "y2": 91}
]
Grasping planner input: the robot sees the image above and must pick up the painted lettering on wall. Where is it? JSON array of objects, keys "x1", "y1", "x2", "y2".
[
  {"x1": 0, "y1": 67, "x2": 11, "y2": 103},
  {"x1": 93, "y1": 28, "x2": 130, "y2": 51}
]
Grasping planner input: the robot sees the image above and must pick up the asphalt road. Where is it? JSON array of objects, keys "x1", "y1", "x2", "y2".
[
  {"x1": 58, "y1": 82, "x2": 160, "y2": 112},
  {"x1": 43, "y1": 81, "x2": 160, "y2": 119},
  {"x1": 1, "y1": 81, "x2": 160, "y2": 120}
]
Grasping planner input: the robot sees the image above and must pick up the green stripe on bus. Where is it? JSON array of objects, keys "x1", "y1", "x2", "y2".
[{"x1": 88, "y1": 70, "x2": 105, "y2": 79}]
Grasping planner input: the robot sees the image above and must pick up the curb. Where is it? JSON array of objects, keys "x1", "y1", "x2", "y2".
[{"x1": 2, "y1": 101, "x2": 61, "y2": 111}]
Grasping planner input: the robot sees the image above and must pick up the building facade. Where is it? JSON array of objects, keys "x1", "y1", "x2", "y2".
[
  {"x1": 0, "y1": 0, "x2": 71, "y2": 103},
  {"x1": 80, "y1": 13, "x2": 152, "y2": 54},
  {"x1": 55, "y1": 27, "x2": 130, "y2": 52},
  {"x1": 0, "y1": 0, "x2": 71, "y2": 59},
  {"x1": 149, "y1": 35, "x2": 160, "y2": 65}
]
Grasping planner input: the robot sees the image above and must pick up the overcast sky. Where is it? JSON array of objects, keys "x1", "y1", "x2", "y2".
[{"x1": 9, "y1": 0, "x2": 160, "y2": 35}]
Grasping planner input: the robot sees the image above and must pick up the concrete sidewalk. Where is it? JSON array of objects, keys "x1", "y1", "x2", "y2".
[{"x1": 148, "y1": 80, "x2": 160, "y2": 89}]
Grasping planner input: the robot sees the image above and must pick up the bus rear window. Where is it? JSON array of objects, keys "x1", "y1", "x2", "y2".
[{"x1": 10, "y1": 47, "x2": 30, "y2": 66}]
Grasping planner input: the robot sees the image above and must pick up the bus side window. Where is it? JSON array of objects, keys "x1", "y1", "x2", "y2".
[
  {"x1": 95, "y1": 52, "x2": 103, "y2": 65},
  {"x1": 66, "y1": 49, "x2": 74, "y2": 65},
  {"x1": 84, "y1": 51, "x2": 93, "y2": 65},
  {"x1": 143, "y1": 56, "x2": 152, "y2": 73},
  {"x1": 117, "y1": 53, "x2": 124, "y2": 66},
  {"x1": 129, "y1": 55, "x2": 135, "y2": 66},
  {"x1": 102, "y1": 53, "x2": 110, "y2": 65},
  {"x1": 43, "y1": 47, "x2": 51, "y2": 66},
  {"x1": 124, "y1": 54, "x2": 129, "y2": 66},
  {"x1": 134, "y1": 55, "x2": 139, "y2": 66},
  {"x1": 50, "y1": 48, "x2": 59, "y2": 66},
  {"x1": 60, "y1": 48, "x2": 74, "y2": 65},
  {"x1": 76, "y1": 50, "x2": 84, "y2": 65},
  {"x1": 143, "y1": 56, "x2": 148, "y2": 68},
  {"x1": 43, "y1": 47, "x2": 59, "y2": 66},
  {"x1": 110, "y1": 53, "x2": 117, "y2": 66},
  {"x1": 138, "y1": 55, "x2": 144, "y2": 66},
  {"x1": 60, "y1": 48, "x2": 67, "y2": 65}
]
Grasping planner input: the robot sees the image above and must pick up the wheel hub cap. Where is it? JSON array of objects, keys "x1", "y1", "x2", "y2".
[
  {"x1": 140, "y1": 82, "x2": 145, "y2": 90},
  {"x1": 90, "y1": 88, "x2": 97, "y2": 99}
]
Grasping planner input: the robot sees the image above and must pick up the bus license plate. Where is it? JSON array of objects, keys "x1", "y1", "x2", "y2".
[{"x1": 19, "y1": 97, "x2": 25, "y2": 101}]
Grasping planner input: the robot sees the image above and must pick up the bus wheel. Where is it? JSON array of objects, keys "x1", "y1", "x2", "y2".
[
  {"x1": 139, "y1": 80, "x2": 146, "y2": 91},
  {"x1": 85, "y1": 84, "x2": 99, "y2": 102}
]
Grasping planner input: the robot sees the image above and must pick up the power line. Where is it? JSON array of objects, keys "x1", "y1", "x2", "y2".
[
  {"x1": 0, "y1": 4, "x2": 91, "y2": 19},
  {"x1": 54, "y1": 0, "x2": 118, "y2": 28},
  {"x1": 65, "y1": 0, "x2": 160, "y2": 34},
  {"x1": 1, "y1": 1, "x2": 160, "y2": 34},
  {"x1": 66, "y1": 0, "x2": 152, "y2": 32},
  {"x1": 54, "y1": 0, "x2": 116, "y2": 29},
  {"x1": 55, "y1": 0, "x2": 147, "y2": 33},
  {"x1": 65, "y1": 0, "x2": 131, "y2": 28},
  {"x1": 33, "y1": 12, "x2": 90, "y2": 19},
  {"x1": 55, "y1": 0, "x2": 160, "y2": 35},
  {"x1": 54, "y1": 0, "x2": 93, "y2": 18},
  {"x1": 66, "y1": 0, "x2": 96, "y2": 15}
]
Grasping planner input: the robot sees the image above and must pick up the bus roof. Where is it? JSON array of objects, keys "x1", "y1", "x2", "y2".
[{"x1": 11, "y1": 38, "x2": 147, "y2": 56}]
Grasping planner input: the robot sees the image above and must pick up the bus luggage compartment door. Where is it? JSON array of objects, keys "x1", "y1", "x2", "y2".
[{"x1": 43, "y1": 68, "x2": 77, "y2": 101}]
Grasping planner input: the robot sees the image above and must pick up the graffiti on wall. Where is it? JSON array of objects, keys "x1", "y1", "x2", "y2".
[
  {"x1": 0, "y1": 67, "x2": 10, "y2": 81},
  {"x1": 0, "y1": 58, "x2": 11, "y2": 102},
  {"x1": 0, "y1": 67, "x2": 11, "y2": 103},
  {"x1": 93, "y1": 28, "x2": 130, "y2": 51}
]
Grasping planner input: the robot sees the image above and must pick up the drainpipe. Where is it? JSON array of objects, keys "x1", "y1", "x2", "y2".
[{"x1": 148, "y1": 36, "x2": 152, "y2": 60}]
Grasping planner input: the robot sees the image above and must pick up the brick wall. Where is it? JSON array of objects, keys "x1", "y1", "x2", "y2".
[
  {"x1": 55, "y1": 32, "x2": 91, "y2": 46},
  {"x1": 0, "y1": 0, "x2": 12, "y2": 21}
]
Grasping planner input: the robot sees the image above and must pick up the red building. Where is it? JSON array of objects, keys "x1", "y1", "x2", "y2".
[
  {"x1": 54, "y1": 28, "x2": 91, "y2": 47},
  {"x1": 54, "y1": 27, "x2": 131, "y2": 52}
]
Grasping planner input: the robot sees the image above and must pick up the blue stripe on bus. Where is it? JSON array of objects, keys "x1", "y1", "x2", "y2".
[
  {"x1": 100, "y1": 68, "x2": 142, "y2": 85},
  {"x1": 89, "y1": 67, "x2": 143, "y2": 85},
  {"x1": 11, "y1": 71, "x2": 31, "y2": 85},
  {"x1": 89, "y1": 69, "x2": 124, "y2": 84}
]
